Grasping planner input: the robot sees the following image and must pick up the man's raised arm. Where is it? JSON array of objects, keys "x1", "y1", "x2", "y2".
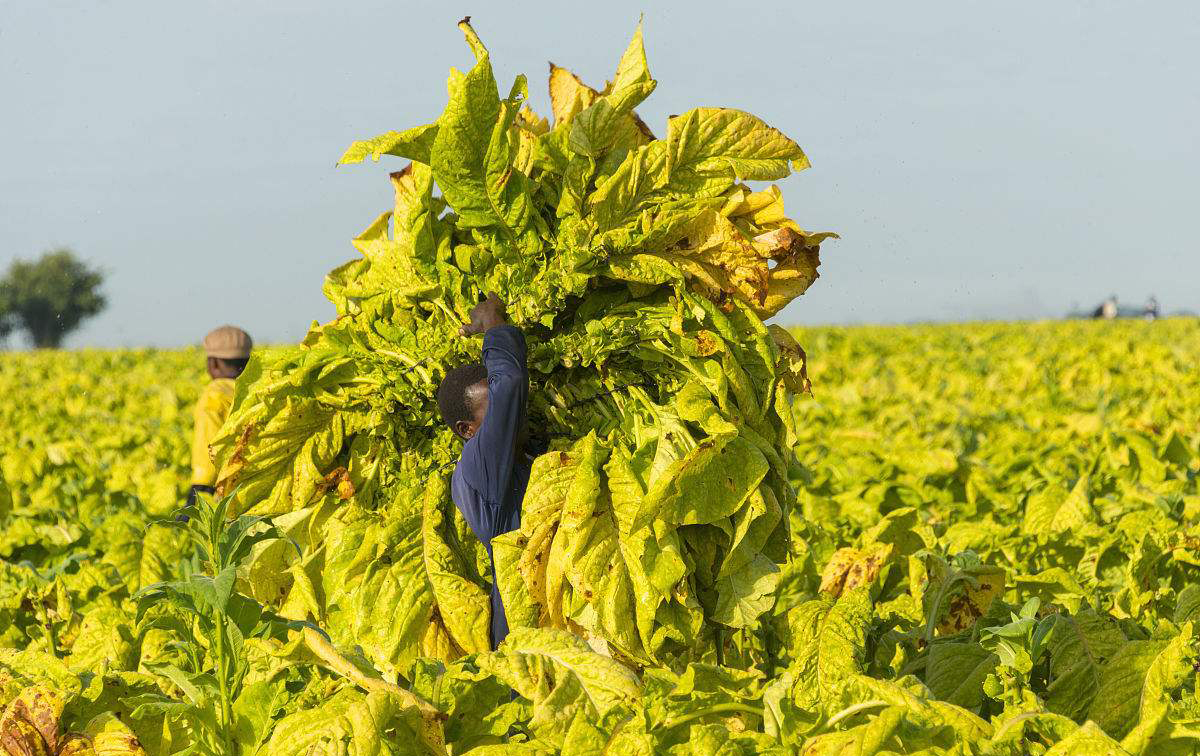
[
  {"x1": 471, "y1": 324, "x2": 528, "y2": 505},
  {"x1": 459, "y1": 293, "x2": 528, "y2": 509}
]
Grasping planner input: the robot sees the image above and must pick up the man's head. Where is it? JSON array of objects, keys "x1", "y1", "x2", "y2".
[
  {"x1": 204, "y1": 325, "x2": 253, "y2": 380},
  {"x1": 437, "y1": 363, "x2": 488, "y2": 440}
]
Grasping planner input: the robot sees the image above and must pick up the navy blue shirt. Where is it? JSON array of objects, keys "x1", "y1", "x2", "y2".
[{"x1": 450, "y1": 324, "x2": 532, "y2": 650}]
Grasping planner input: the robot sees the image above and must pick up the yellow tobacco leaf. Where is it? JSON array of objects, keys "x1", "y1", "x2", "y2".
[
  {"x1": 820, "y1": 543, "x2": 894, "y2": 597},
  {"x1": 548, "y1": 64, "x2": 597, "y2": 125},
  {"x1": 56, "y1": 736, "x2": 96, "y2": 756},
  {"x1": 82, "y1": 713, "x2": 148, "y2": 756},
  {"x1": 420, "y1": 615, "x2": 461, "y2": 662},
  {"x1": 421, "y1": 477, "x2": 490, "y2": 654},
  {"x1": 724, "y1": 185, "x2": 790, "y2": 226},
  {"x1": 0, "y1": 686, "x2": 65, "y2": 755},
  {"x1": 644, "y1": 210, "x2": 768, "y2": 313},
  {"x1": 768, "y1": 325, "x2": 811, "y2": 395},
  {"x1": 819, "y1": 547, "x2": 859, "y2": 595},
  {"x1": 515, "y1": 105, "x2": 549, "y2": 174},
  {"x1": 754, "y1": 227, "x2": 822, "y2": 318},
  {"x1": 936, "y1": 566, "x2": 1006, "y2": 636}
]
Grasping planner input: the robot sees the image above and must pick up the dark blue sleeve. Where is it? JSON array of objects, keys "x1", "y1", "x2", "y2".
[{"x1": 458, "y1": 325, "x2": 527, "y2": 535}]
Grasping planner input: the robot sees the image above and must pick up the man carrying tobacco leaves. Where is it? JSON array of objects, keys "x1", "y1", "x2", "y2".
[{"x1": 436, "y1": 293, "x2": 532, "y2": 650}]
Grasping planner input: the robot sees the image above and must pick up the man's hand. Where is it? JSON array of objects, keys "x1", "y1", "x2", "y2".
[{"x1": 459, "y1": 292, "x2": 508, "y2": 336}]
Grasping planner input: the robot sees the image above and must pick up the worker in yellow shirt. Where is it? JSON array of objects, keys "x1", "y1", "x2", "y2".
[{"x1": 190, "y1": 325, "x2": 253, "y2": 504}]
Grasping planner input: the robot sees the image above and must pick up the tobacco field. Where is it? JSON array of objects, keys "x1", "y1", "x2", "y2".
[
  {"x1": 4, "y1": 18, "x2": 1200, "y2": 756},
  {"x1": 4, "y1": 319, "x2": 1200, "y2": 754}
]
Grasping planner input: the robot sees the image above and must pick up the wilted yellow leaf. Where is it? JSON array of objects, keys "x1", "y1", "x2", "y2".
[
  {"x1": 548, "y1": 64, "x2": 598, "y2": 126},
  {"x1": 936, "y1": 566, "x2": 1006, "y2": 636},
  {"x1": 820, "y1": 542, "x2": 894, "y2": 597}
]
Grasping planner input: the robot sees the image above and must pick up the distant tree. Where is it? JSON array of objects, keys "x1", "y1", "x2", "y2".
[{"x1": 0, "y1": 249, "x2": 106, "y2": 348}]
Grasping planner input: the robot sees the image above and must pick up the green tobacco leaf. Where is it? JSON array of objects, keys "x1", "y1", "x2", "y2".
[
  {"x1": 643, "y1": 662, "x2": 763, "y2": 737},
  {"x1": 137, "y1": 522, "x2": 185, "y2": 593},
  {"x1": 1023, "y1": 477, "x2": 1094, "y2": 536},
  {"x1": 94, "y1": 510, "x2": 184, "y2": 593},
  {"x1": 478, "y1": 627, "x2": 641, "y2": 738},
  {"x1": 1173, "y1": 585, "x2": 1200, "y2": 624},
  {"x1": 1161, "y1": 431, "x2": 1193, "y2": 469},
  {"x1": 925, "y1": 641, "x2": 997, "y2": 708},
  {"x1": 466, "y1": 744, "x2": 557, "y2": 756},
  {"x1": 0, "y1": 650, "x2": 79, "y2": 707},
  {"x1": 1012, "y1": 568, "x2": 1088, "y2": 614},
  {"x1": 1124, "y1": 432, "x2": 1167, "y2": 483},
  {"x1": 1119, "y1": 624, "x2": 1196, "y2": 754},
  {"x1": 260, "y1": 688, "x2": 441, "y2": 756},
  {"x1": 422, "y1": 475, "x2": 491, "y2": 654},
  {"x1": 860, "y1": 506, "x2": 931, "y2": 558},
  {"x1": 1086, "y1": 639, "x2": 1171, "y2": 739},
  {"x1": 638, "y1": 434, "x2": 769, "y2": 532},
  {"x1": 587, "y1": 141, "x2": 670, "y2": 230},
  {"x1": 787, "y1": 588, "x2": 871, "y2": 714},
  {"x1": 1045, "y1": 610, "x2": 1128, "y2": 722},
  {"x1": 67, "y1": 606, "x2": 138, "y2": 673},
  {"x1": 494, "y1": 442, "x2": 605, "y2": 637},
  {"x1": 986, "y1": 710, "x2": 1081, "y2": 753},
  {"x1": 319, "y1": 506, "x2": 439, "y2": 670},
  {"x1": 554, "y1": 435, "x2": 650, "y2": 658},
  {"x1": 408, "y1": 658, "x2": 515, "y2": 751},
  {"x1": 569, "y1": 97, "x2": 649, "y2": 159},
  {"x1": 342, "y1": 165, "x2": 441, "y2": 303},
  {"x1": 339, "y1": 122, "x2": 440, "y2": 165},
  {"x1": 608, "y1": 20, "x2": 654, "y2": 100},
  {"x1": 565, "y1": 21, "x2": 655, "y2": 159},
  {"x1": 713, "y1": 553, "x2": 780, "y2": 628},
  {"x1": 1042, "y1": 721, "x2": 1128, "y2": 755},
  {"x1": 64, "y1": 672, "x2": 169, "y2": 755},
  {"x1": 559, "y1": 708, "x2": 610, "y2": 755},
  {"x1": 431, "y1": 21, "x2": 537, "y2": 245},
  {"x1": 798, "y1": 707, "x2": 903, "y2": 756},
  {"x1": 664, "y1": 108, "x2": 808, "y2": 198},
  {"x1": 844, "y1": 674, "x2": 993, "y2": 742},
  {"x1": 430, "y1": 26, "x2": 500, "y2": 228}
]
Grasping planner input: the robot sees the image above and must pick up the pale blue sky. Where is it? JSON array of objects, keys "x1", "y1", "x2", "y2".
[{"x1": 2, "y1": 1, "x2": 1197, "y2": 347}]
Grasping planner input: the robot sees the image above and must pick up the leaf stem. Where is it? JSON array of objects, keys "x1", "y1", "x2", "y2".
[
  {"x1": 924, "y1": 572, "x2": 971, "y2": 644},
  {"x1": 662, "y1": 702, "x2": 762, "y2": 730},
  {"x1": 989, "y1": 711, "x2": 1043, "y2": 744},
  {"x1": 300, "y1": 627, "x2": 442, "y2": 718},
  {"x1": 818, "y1": 700, "x2": 890, "y2": 734}
]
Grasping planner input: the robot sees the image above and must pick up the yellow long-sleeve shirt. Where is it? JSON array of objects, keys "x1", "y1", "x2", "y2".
[{"x1": 191, "y1": 378, "x2": 236, "y2": 486}]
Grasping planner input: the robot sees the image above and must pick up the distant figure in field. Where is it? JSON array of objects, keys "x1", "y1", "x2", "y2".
[
  {"x1": 1144, "y1": 295, "x2": 1160, "y2": 320},
  {"x1": 1092, "y1": 295, "x2": 1118, "y2": 320},
  {"x1": 190, "y1": 325, "x2": 252, "y2": 504}
]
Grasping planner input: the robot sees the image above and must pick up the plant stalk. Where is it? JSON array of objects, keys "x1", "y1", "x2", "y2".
[{"x1": 214, "y1": 616, "x2": 235, "y2": 755}]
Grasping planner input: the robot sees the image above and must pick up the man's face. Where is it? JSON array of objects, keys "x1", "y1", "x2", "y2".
[
  {"x1": 455, "y1": 379, "x2": 490, "y2": 440},
  {"x1": 207, "y1": 357, "x2": 246, "y2": 380}
]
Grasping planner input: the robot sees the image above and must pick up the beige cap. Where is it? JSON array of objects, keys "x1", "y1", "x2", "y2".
[{"x1": 203, "y1": 325, "x2": 253, "y2": 359}]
